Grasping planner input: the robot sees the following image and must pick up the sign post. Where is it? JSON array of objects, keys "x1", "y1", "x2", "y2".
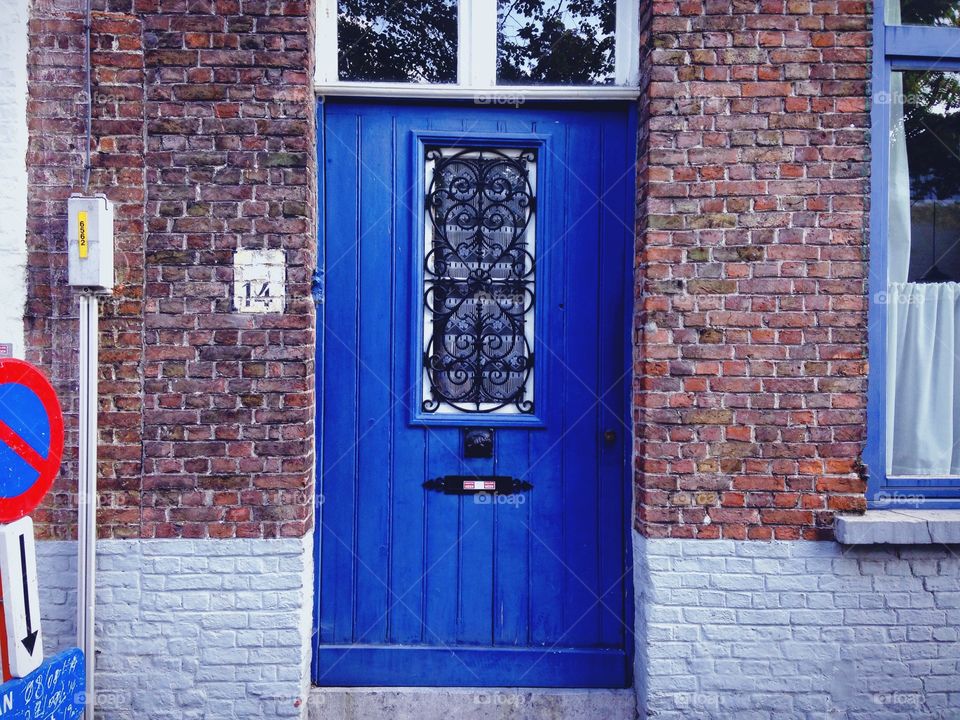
[
  {"x1": 68, "y1": 194, "x2": 113, "y2": 720},
  {"x1": 76, "y1": 296, "x2": 98, "y2": 720}
]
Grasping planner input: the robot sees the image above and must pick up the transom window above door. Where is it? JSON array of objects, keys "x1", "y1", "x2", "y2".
[{"x1": 315, "y1": 0, "x2": 640, "y2": 97}]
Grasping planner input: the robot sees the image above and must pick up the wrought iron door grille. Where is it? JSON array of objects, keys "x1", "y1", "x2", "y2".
[{"x1": 422, "y1": 147, "x2": 536, "y2": 414}]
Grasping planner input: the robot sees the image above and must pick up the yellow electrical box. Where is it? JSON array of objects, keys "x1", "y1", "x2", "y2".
[{"x1": 67, "y1": 195, "x2": 113, "y2": 292}]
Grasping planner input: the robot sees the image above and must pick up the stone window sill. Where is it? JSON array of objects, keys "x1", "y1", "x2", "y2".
[{"x1": 835, "y1": 510, "x2": 960, "y2": 545}]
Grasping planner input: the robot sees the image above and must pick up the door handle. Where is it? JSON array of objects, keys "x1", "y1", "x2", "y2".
[{"x1": 603, "y1": 429, "x2": 617, "y2": 445}]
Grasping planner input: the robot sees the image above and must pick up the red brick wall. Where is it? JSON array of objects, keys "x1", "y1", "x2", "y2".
[
  {"x1": 27, "y1": 0, "x2": 871, "y2": 542},
  {"x1": 27, "y1": 0, "x2": 316, "y2": 540},
  {"x1": 634, "y1": 0, "x2": 872, "y2": 540},
  {"x1": 27, "y1": 0, "x2": 147, "y2": 539},
  {"x1": 140, "y1": 0, "x2": 315, "y2": 540}
]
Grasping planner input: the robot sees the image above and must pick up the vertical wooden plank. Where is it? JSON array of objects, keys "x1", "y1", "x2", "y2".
[
  {"x1": 452, "y1": 111, "x2": 499, "y2": 647},
  {"x1": 423, "y1": 427, "x2": 465, "y2": 645},
  {"x1": 558, "y1": 112, "x2": 603, "y2": 646},
  {"x1": 527, "y1": 117, "x2": 567, "y2": 649},
  {"x1": 458, "y1": 443, "x2": 495, "y2": 646},
  {"x1": 597, "y1": 111, "x2": 632, "y2": 649},
  {"x1": 318, "y1": 106, "x2": 362, "y2": 644},
  {"x1": 421, "y1": 109, "x2": 468, "y2": 648},
  {"x1": 389, "y1": 107, "x2": 429, "y2": 644},
  {"x1": 352, "y1": 106, "x2": 396, "y2": 643},
  {"x1": 311, "y1": 99, "x2": 326, "y2": 675},
  {"x1": 493, "y1": 114, "x2": 535, "y2": 648},
  {"x1": 492, "y1": 422, "x2": 533, "y2": 648}
]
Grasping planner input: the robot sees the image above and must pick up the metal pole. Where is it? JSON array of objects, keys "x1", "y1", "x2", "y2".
[{"x1": 77, "y1": 292, "x2": 98, "y2": 720}]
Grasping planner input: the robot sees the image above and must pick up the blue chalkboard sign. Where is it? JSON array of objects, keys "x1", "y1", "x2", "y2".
[{"x1": 0, "y1": 648, "x2": 84, "y2": 719}]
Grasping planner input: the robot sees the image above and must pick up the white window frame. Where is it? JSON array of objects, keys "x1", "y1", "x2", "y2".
[{"x1": 315, "y1": 0, "x2": 640, "y2": 99}]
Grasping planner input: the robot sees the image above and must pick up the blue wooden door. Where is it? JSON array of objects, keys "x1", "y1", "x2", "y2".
[{"x1": 314, "y1": 100, "x2": 635, "y2": 687}]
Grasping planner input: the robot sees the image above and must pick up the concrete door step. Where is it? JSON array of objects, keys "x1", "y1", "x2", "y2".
[{"x1": 308, "y1": 687, "x2": 637, "y2": 720}]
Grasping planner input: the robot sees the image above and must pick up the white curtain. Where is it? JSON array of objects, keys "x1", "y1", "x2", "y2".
[
  {"x1": 887, "y1": 283, "x2": 960, "y2": 475},
  {"x1": 885, "y1": 39, "x2": 960, "y2": 476}
]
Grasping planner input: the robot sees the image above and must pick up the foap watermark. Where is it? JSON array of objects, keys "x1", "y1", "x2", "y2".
[
  {"x1": 73, "y1": 689, "x2": 130, "y2": 710},
  {"x1": 872, "y1": 691, "x2": 924, "y2": 709},
  {"x1": 674, "y1": 692, "x2": 718, "y2": 711},
  {"x1": 473, "y1": 92, "x2": 525, "y2": 108},
  {"x1": 872, "y1": 289, "x2": 926, "y2": 306},
  {"x1": 473, "y1": 691, "x2": 527, "y2": 707},
  {"x1": 873, "y1": 490, "x2": 926, "y2": 507},
  {"x1": 473, "y1": 492, "x2": 526, "y2": 507},
  {"x1": 873, "y1": 88, "x2": 926, "y2": 106},
  {"x1": 76, "y1": 90, "x2": 129, "y2": 107},
  {"x1": 474, "y1": 288, "x2": 528, "y2": 307}
]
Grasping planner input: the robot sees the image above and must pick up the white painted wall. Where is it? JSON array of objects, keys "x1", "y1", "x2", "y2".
[
  {"x1": 0, "y1": 0, "x2": 29, "y2": 358},
  {"x1": 635, "y1": 534, "x2": 960, "y2": 719},
  {"x1": 39, "y1": 537, "x2": 315, "y2": 719}
]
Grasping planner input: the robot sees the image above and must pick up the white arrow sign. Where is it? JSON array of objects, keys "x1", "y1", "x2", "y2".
[{"x1": 0, "y1": 516, "x2": 42, "y2": 677}]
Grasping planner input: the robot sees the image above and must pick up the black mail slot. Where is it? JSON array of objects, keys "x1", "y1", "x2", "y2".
[{"x1": 423, "y1": 475, "x2": 533, "y2": 495}]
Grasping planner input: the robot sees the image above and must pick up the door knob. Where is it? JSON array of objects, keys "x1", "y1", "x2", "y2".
[{"x1": 603, "y1": 429, "x2": 617, "y2": 445}]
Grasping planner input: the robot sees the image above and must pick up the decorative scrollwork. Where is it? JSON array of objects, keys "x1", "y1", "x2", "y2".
[{"x1": 422, "y1": 147, "x2": 536, "y2": 414}]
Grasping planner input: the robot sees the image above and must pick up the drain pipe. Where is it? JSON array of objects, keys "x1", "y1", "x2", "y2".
[
  {"x1": 75, "y1": 0, "x2": 101, "y2": 716},
  {"x1": 77, "y1": 292, "x2": 98, "y2": 720}
]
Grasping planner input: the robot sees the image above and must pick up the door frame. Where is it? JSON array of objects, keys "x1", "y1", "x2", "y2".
[{"x1": 310, "y1": 97, "x2": 639, "y2": 688}]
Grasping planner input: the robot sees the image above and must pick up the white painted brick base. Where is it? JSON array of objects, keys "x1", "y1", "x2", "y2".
[
  {"x1": 36, "y1": 532, "x2": 960, "y2": 718},
  {"x1": 38, "y1": 537, "x2": 314, "y2": 720},
  {"x1": 634, "y1": 533, "x2": 960, "y2": 719}
]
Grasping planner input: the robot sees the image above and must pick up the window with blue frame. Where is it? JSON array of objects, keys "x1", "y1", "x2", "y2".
[{"x1": 870, "y1": 0, "x2": 960, "y2": 506}]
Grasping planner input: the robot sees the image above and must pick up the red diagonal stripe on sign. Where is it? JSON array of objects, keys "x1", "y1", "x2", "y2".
[{"x1": 0, "y1": 419, "x2": 45, "y2": 472}]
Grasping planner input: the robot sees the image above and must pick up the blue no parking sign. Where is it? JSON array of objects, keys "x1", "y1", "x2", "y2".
[{"x1": 0, "y1": 360, "x2": 64, "y2": 523}]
